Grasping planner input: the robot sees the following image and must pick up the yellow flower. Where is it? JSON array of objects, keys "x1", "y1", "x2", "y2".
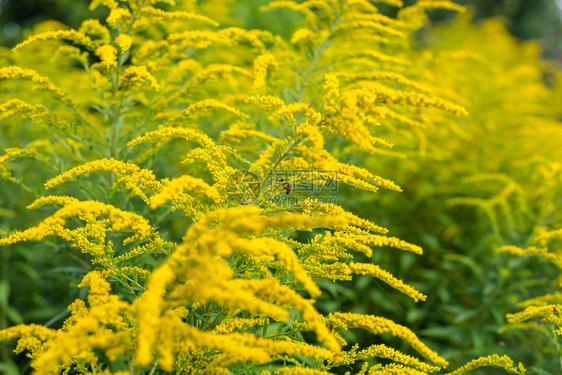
[
  {"x1": 120, "y1": 65, "x2": 160, "y2": 91},
  {"x1": 270, "y1": 368, "x2": 331, "y2": 375},
  {"x1": 0, "y1": 200, "x2": 156, "y2": 257},
  {"x1": 79, "y1": 19, "x2": 111, "y2": 44},
  {"x1": 0, "y1": 99, "x2": 49, "y2": 121},
  {"x1": 355, "y1": 344, "x2": 440, "y2": 373},
  {"x1": 27, "y1": 195, "x2": 79, "y2": 210},
  {"x1": 127, "y1": 126, "x2": 215, "y2": 148},
  {"x1": 338, "y1": 71, "x2": 431, "y2": 93},
  {"x1": 167, "y1": 30, "x2": 222, "y2": 50},
  {"x1": 535, "y1": 228, "x2": 562, "y2": 245},
  {"x1": 0, "y1": 148, "x2": 41, "y2": 165},
  {"x1": 213, "y1": 317, "x2": 267, "y2": 334},
  {"x1": 506, "y1": 304, "x2": 562, "y2": 326},
  {"x1": 115, "y1": 34, "x2": 132, "y2": 53},
  {"x1": 273, "y1": 102, "x2": 323, "y2": 125},
  {"x1": 324, "y1": 312, "x2": 448, "y2": 367},
  {"x1": 106, "y1": 7, "x2": 132, "y2": 28},
  {"x1": 219, "y1": 125, "x2": 281, "y2": 145},
  {"x1": 193, "y1": 64, "x2": 253, "y2": 84},
  {"x1": 149, "y1": 174, "x2": 222, "y2": 209},
  {"x1": 252, "y1": 54, "x2": 277, "y2": 89},
  {"x1": 296, "y1": 123, "x2": 325, "y2": 149},
  {"x1": 297, "y1": 147, "x2": 401, "y2": 192},
  {"x1": 0, "y1": 324, "x2": 55, "y2": 343},
  {"x1": 368, "y1": 363, "x2": 428, "y2": 375},
  {"x1": 45, "y1": 158, "x2": 161, "y2": 203},
  {"x1": 182, "y1": 99, "x2": 249, "y2": 119},
  {"x1": 300, "y1": 199, "x2": 389, "y2": 234},
  {"x1": 498, "y1": 245, "x2": 562, "y2": 270},
  {"x1": 335, "y1": 20, "x2": 406, "y2": 39},
  {"x1": 446, "y1": 354, "x2": 522, "y2": 375},
  {"x1": 291, "y1": 28, "x2": 314, "y2": 44},
  {"x1": 140, "y1": 6, "x2": 219, "y2": 27},
  {"x1": 323, "y1": 73, "x2": 340, "y2": 112},
  {"x1": 133, "y1": 206, "x2": 348, "y2": 367},
  {"x1": 263, "y1": 1, "x2": 332, "y2": 22},
  {"x1": 245, "y1": 95, "x2": 285, "y2": 107},
  {"x1": 0, "y1": 66, "x2": 67, "y2": 100},
  {"x1": 348, "y1": 262, "x2": 426, "y2": 302},
  {"x1": 345, "y1": 49, "x2": 409, "y2": 65},
  {"x1": 13, "y1": 29, "x2": 97, "y2": 51},
  {"x1": 96, "y1": 44, "x2": 118, "y2": 68},
  {"x1": 89, "y1": 0, "x2": 118, "y2": 10}
]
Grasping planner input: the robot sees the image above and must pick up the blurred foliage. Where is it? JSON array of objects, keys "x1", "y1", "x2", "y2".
[
  {"x1": 462, "y1": 0, "x2": 562, "y2": 59},
  {"x1": 1, "y1": 0, "x2": 561, "y2": 48},
  {"x1": 333, "y1": 12, "x2": 562, "y2": 374}
]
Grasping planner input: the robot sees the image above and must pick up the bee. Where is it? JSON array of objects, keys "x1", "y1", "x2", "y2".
[{"x1": 279, "y1": 178, "x2": 292, "y2": 195}]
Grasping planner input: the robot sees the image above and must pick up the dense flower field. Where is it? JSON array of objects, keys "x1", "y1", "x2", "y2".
[{"x1": 0, "y1": 0, "x2": 560, "y2": 374}]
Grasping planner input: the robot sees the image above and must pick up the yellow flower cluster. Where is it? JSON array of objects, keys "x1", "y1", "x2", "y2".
[
  {"x1": 252, "y1": 53, "x2": 277, "y2": 89},
  {"x1": 213, "y1": 317, "x2": 268, "y2": 334},
  {"x1": 193, "y1": 64, "x2": 253, "y2": 84},
  {"x1": 498, "y1": 226, "x2": 562, "y2": 337},
  {"x1": 324, "y1": 312, "x2": 448, "y2": 367},
  {"x1": 219, "y1": 125, "x2": 281, "y2": 145},
  {"x1": 0, "y1": 66, "x2": 67, "y2": 100},
  {"x1": 498, "y1": 245, "x2": 562, "y2": 273},
  {"x1": 115, "y1": 34, "x2": 132, "y2": 53},
  {"x1": 273, "y1": 102, "x2": 323, "y2": 126},
  {"x1": 0, "y1": 99, "x2": 49, "y2": 121},
  {"x1": 245, "y1": 94, "x2": 285, "y2": 107},
  {"x1": 354, "y1": 86, "x2": 468, "y2": 117},
  {"x1": 139, "y1": 6, "x2": 219, "y2": 27},
  {"x1": 130, "y1": 206, "x2": 350, "y2": 370},
  {"x1": 120, "y1": 66, "x2": 160, "y2": 92},
  {"x1": 334, "y1": 19, "x2": 406, "y2": 39},
  {"x1": 507, "y1": 304, "x2": 562, "y2": 327},
  {"x1": 357, "y1": 344, "x2": 439, "y2": 373},
  {"x1": 0, "y1": 147, "x2": 42, "y2": 166},
  {"x1": 446, "y1": 354, "x2": 524, "y2": 375},
  {"x1": 149, "y1": 174, "x2": 221, "y2": 209},
  {"x1": 127, "y1": 126, "x2": 215, "y2": 148},
  {"x1": 182, "y1": 99, "x2": 249, "y2": 119},
  {"x1": 0, "y1": 0, "x2": 491, "y2": 373},
  {"x1": 348, "y1": 262, "x2": 426, "y2": 302},
  {"x1": 291, "y1": 28, "x2": 315, "y2": 44},
  {"x1": 106, "y1": 7, "x2": 131, "y2": 29},
  {"x1": 12, "y1": 29, "x2": 97, "y2": 52},
  {"x1": 45, "y1": 158, "x2": 162, "y2": 203},
  {"x1": 398, "y1": 0, "x2": 465, "y2": 29},
  {"x1": 0, "y1": 199, "x2": 158, "y2": 257},
  {"x1": 96, "y1": 44, "x2": 118, "y2": 69}
]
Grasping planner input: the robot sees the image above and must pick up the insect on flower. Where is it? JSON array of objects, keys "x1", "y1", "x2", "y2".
[{"x1": 279, "y1": 178, "x2": 292, "y2": 195}]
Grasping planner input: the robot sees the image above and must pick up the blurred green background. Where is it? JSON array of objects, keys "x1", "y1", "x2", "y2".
[{"x1": 0, "y1": 0, "x2": 561, "y2": 59}]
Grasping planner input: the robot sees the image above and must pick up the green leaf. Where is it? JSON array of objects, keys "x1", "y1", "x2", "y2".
[
  {"x1": 6, "y1": 306, "x2": 23, "y2": 324},
  {"x1": 0, "y1": 280, "x2": 8, "y2": 309}
]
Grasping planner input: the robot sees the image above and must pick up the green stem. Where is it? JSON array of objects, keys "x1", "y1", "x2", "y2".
[
  {"x1": 147, "y1": 360, "x2": 159, "y2": 375},
  {"x1": 553, "y1": 326, "x2": 562, "y2": 373},
  {"x1": 262, "y1": 136, "x2": 304, "y2": 190},
  {"x1": 296, "y1": 14, "x2": 340, "y2": 101},
  {"x1": 0, "y1": 244, "x2": 8, "y2": 363},
  {"x1": 68, "y1": 106, "x2": 104, "y2": 141}
]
